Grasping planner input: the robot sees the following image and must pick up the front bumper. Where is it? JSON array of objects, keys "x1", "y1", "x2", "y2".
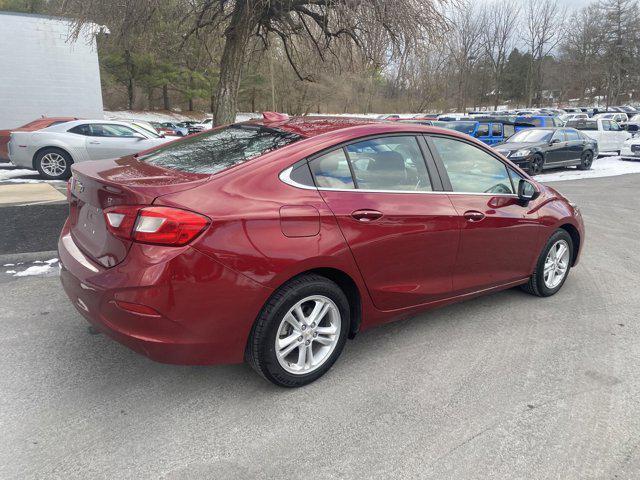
[{"x1": 58, "y1": 222, "x2": 273, "y2": 365}]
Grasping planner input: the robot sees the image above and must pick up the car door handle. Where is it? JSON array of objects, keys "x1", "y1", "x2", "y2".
[
  {"x1": 351, "y1": 209, "x2": 383, "y2": 222},
  {"x1": 463, "y1": 210, "x2": 485, "y2": 222},
  {"x1": 89, "y1": 141, "x2": 100, "y2": 144}
]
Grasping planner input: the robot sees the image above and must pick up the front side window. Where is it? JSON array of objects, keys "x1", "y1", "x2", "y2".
[
  {"x1": 141, "y1": 124, "x2": 301, "y2": 174},
  {"x1": 345, "y1": 136, "x2": 432, "y2": 191},
  {"x1": 503, "y1": 124, "x2": 515, "y2": 138},
  {"x1": 551, "y1": 130, "x2": 566, "y2": 142},
  {"x1": 431, "y1": 137, "x2": 514, "y2": 195},
  {"x1": 602, "y1": 120, "x2": 612, "y2": 131},
  {"x1": 491, "y1": 123, "x2": 502, "y2": 136},
  {"x1": 309, "y1": 149, "x2": 355, "y2": 189}
]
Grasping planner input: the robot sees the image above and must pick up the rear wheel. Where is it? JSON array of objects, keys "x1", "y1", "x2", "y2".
[
  {"x1": 246, "y1": 274, "x2": 350, "y2": 387},
  {"x1": 35, "y1": 148, "x2": 73, "y2": 180},
  {"x1": 529, "y1": 154, "x2": 544, "y2": 175},
  {"x1": 577, "y1": 150, "x2": 593, "y2": 170},
  {"x1": 521, "y1": 229, "x2": 573, "y2": 297}
]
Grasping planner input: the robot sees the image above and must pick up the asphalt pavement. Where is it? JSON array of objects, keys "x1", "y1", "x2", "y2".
[{"x1": 1, "y1": 173, "x2": 639, "y2": 479}]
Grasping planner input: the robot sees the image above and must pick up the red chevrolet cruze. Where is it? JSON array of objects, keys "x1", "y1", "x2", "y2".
[{"x1": 59, "y1": 114, "x2": 584, "y2": 387}]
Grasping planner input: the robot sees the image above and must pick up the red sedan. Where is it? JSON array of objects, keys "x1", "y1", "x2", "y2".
[
  {"x1": 0, "y1": 117, "x2": 76, "y2": 162},
  {"x1": 58, "y1": 114, "x2": 584, "y2": 387}
]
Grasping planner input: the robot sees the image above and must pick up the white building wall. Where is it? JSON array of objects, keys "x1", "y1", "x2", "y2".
[{"x1": 0, "y1": 12, "x2": 104, "y2": 129}]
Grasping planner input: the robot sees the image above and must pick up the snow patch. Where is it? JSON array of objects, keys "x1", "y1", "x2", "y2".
[
  {"x1": 534, "y1": 156, "x2": 640, "y2": 183},
  {"x1": 13, "y1": 264, "x2": 55, "y2": 277},
  {"x1": 0, "y1": 168, "x2": 39, "y2": 181}
]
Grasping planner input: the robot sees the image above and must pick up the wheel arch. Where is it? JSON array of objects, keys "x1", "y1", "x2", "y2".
[
  {"x1": 558, "y1": 223, "x2": 581, "y2": 266},
  {"x1": 32, "y1": 145, "x2": 73, "y2": 170},
  {"x1": 267, "y1": 267, "x2": 363, "y2": 339}
]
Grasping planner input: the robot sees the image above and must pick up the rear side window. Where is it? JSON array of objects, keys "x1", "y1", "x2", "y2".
[
  {"x1": 476, "y1": 123, "x2": 490, "y2": 136},
  {"x1": 345, "y1": 136, "x2": 432, "y2": 191},
  {"x1": 430, "y1": 137, "x2": 514, "y2": 195},
  {"x1": 565, "y1": 130, "x2": 580, "y2": 141},
  {"x1": 69, "y1": 124, "x2": 91, "y2": 136},
  {"x1": 566, "y1": 120, "x2": 597, "y2": 131},
  {"x1": 141, "y1": 125, "x2": 301, "y2": 174},
  {"x1": 309, "y1": 149, "x2": 355, "y2": 189},
  {"x1": 491, "y1": 123, "x2": 502, "y2": 136}
]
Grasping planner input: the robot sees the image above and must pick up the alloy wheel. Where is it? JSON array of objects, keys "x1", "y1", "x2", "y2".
[
  {"x1": 530, "y1": 155, "x2": 544, "y2": 175},
  {"x1": 275, "y1": 295, "x2": 341, "y2": 375},
  {"x1": 543, "y1": 239, "x2": 570, "y2": 289},
  {"x1": 581, "y1": 151, "x2": 593, "y2": 168},
  {"x1": 40, "y1": 153, "x2": 67, "y2": 177}
]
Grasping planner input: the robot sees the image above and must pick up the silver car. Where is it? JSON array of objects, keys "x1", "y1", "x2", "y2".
[{"x1": 8, "y1": 119, "x2": 173, "y2": 180}]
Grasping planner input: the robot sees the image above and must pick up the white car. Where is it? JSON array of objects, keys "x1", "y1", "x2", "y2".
[
  {"x1": 564, "y1": 118, "x2": 631, "y2": 154},
  {"x1": 593, "y1": 112, "x2": 629, "y2": 124},
  {"x1": 8, "y1": 119, "x2": 173, "y2": 180},
  {"x1": 195, "y1": 118, "x2": 214, "y2": 130},
  {"x1": 620, "y1": 136, "x2": 640, "y2": 160}
]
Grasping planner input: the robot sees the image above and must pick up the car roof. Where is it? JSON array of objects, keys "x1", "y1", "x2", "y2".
[
  {"x1": 43, "y1": 119, "x2": 138, "y2": 131},
  {"x1": 243, "y1": 116, "x2": 382, "y2": 138}
]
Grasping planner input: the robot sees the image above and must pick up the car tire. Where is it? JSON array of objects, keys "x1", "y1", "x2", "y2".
[
  {"x1": 35, "y1": 148, "x2": 73, "y2": 180},
  {"x1": 577, "y1": 150, "x2": 593, "y2": 170},
  {"x1": 246, "y1": 274, "x2": 350, "y2": 387},
  {"x1": 529, "y1": 154, "x2": 544, "y2": 175},
  {"x1": 521, "y1": 229, "x2": 573, "y2": 297}
]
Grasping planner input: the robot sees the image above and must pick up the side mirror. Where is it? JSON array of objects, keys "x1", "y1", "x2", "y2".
[
  {"x1": 550, "y1": 138, "x2": 560, "y2": 145},
  {"x1": 518, "y1": 179, "x2": 540, "y2": 203}
]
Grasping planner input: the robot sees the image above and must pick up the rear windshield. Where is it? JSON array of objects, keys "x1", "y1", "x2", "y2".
[
  {"x1": 565, "y1": 120, "x2": 598, "y2": 131},
  {"x1": 140, "y1": 124, "x2": 302, "y2": 174}
]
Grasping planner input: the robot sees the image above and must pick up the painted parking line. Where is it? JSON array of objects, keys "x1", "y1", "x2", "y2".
[{"x1": 0, "y1": 183, "x2": 66, "y2": 206}]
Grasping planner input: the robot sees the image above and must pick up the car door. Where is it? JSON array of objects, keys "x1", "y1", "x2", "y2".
[
  {"x1": 564, "y1": 129, "x2": 584, "y2": 161},
  {"x1": 84, "y1": 123, "x2": 151, "y2": 160},
  {"x1": 426, "y1": 135, "x2": 541, "y2": 294},
  {"x1": 309, "y1": 135, "x2": 460, "y2": 311},
  {"x1": 599, "y1": 120, "x2": 615, "y2": 151},
  {"x1": 546, "y1": 130, "x2": 569, "y2": 164},
  {"x1": 610, "y1": 120, "x2": 631, "y2": 151}
]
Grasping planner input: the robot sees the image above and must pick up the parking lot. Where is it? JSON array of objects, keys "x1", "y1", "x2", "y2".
[{"x1": 1, "y1": 171, "x2": 639, "y2": 479}]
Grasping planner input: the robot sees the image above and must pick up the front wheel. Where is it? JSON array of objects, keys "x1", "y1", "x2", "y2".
[
  {"x1": 577, "y1": 150, "x2": 593, "y2": 170},
  {"x1": 521, "y1": 229, "x2": 573, "y2": 297},
  {"x1": 529, "y1": 154, "x2": 544, "y2": 175},
  {"x1": 246, "y1": 274, "x2": 350, "y2": 387},
  {"x1": 35, "y1": 148, "x2": 73, "y2": 180}
]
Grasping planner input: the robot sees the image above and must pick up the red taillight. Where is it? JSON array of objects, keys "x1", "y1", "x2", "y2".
[{"x1": 104, "y1": 206, "x2": 210, "y2": 246}]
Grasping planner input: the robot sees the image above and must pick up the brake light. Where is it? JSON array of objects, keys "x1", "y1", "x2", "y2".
[{"x1": 104, "y1": 206, "x2": 210, "y2": 246}]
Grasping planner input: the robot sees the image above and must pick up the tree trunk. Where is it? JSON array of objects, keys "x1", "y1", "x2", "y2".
[
  {"x1": 163, "y1": 84, "x2": 170, "y2": 110},
  {"x1": 212, "y1": 1, "x2": 258, "y2": 125},
  {"x1": 124, "y1": 49, "x2": 135, "y2": 110},
  {"x1": 188, "y1": 74, "x2": 194, "y2": 111}
]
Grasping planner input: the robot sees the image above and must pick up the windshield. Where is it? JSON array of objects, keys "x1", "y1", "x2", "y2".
[
  {"x1": 140, "y1": 124, "x2": 302, "y2": 174},
  {"x1": 443, "y1": 121, "x2": 477, "y2": 134},
  {"x1": 506, "y1": 129, "x2": 553, "y2": 143}
]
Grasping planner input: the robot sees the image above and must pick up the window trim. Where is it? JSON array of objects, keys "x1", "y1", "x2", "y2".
[
  {"x1": 280, "y1": 132, "x2": 528, "y2": 198},
  {"x1": 281, "y1": 133, "x2": 444, "y2": 194}
]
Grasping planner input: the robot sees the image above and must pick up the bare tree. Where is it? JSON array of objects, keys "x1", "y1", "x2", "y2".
[
  {"x1": 445, "y1": 2, "x2": 484, "y2": 111},
  {"x1": 522, "y1": 0, "x2": 566, "y2": 106},
  {"x1": 481, "y1": 0, "x2": 520, "y2": 109}
]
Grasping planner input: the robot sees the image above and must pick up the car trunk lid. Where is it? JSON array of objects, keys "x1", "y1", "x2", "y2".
[{"x1": 68, "y1": 156, "x2": 209, "y2": 267}]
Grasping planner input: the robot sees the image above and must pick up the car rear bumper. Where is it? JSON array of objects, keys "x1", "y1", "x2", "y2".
[{"x1": 58, "y1": 222, "x2": 273, "y2": 365}]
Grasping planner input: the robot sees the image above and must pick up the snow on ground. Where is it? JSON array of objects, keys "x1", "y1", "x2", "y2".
[
  {"x1": 533, "y1": 156, "x2": 640, "y2": 183},
  {"x1": 0, "y1": 166, "x2": 38, "y2": 181},
  {"x1": 6, "y1": 258, "x2": 59, "y2": 277}
]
